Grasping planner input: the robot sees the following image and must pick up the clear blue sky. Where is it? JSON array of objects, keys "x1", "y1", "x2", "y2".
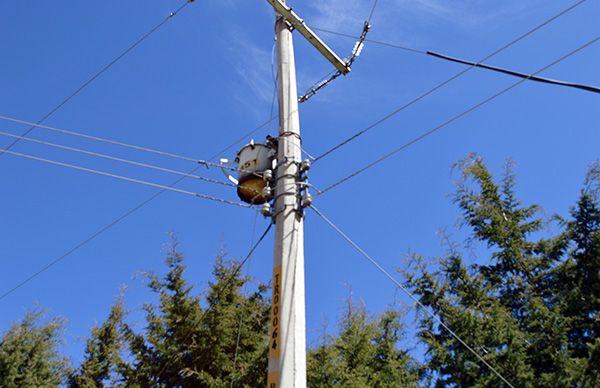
[{"x1": 1, "y1": 0, "x2": 598, "y2": 365}]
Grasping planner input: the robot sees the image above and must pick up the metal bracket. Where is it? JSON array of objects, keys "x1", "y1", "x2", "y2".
[
  {"x1": 266, "y1": 0, "x2": 350, "y2": 75},
  {"x1": 298, "y1": 21, "x2": 371, "y2": 103},
  {"x1": 218, "y1": 158, "x2": 239, "y2": 185}
]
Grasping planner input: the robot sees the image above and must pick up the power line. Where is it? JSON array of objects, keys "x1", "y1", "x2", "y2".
[
  {"x1": 215, "y1": 118, "x2": 276, "y2": 160},
  {"x1": 229, "y1": 58, "x2": 284, "y2": 378},
  {"x1": 309, "y1": 205, "x2": 515, "y2": 388},
  {"x1": 312, "y1": 0, "x2": 588, "y2": 162},
  {"x1": 0, "y1": 130, "x2": 234, "y2": 187},
  {"x1": 316, "y1": 27, "x2": 600, "y2": 95},
  {"x1": 0, "y1": 0, "x2": 194, "y2": 157},
  {"x1": 315, "y1": 23, "x2": 600, "y2": 96},
  {"x1": 0, "y1": 113, "x2": 279, "y2": 176},
  {"x1": 312, "y1": 26, "x2": 430, "y2": 55},
  {"x1": 0, "y1": 114, "x2": 238, "y2": 171},
  {"x1": 367, "y1": 0, "x2": 379, "y2": 23},
  {"x1": 229, "y1": 72, "x2": 282, "y2": 378},
  {"x1": 317, "y1": 34, "x2": 600, "y2": 196},
  {"x1": 269, "y1": 39, "x2": 279, "y2": 136},
  {"x1": 231, "y1": 209, "x2": 259, "y2": 388},
  {"x1": 316, "y1": 25, "x2": 600, "y2": 94},
  {"x1": 0, "y1": 118, "x2": 273, "y2": 302},
  {"x1": 1, "y1": 148, "x2": 250, "y2": 207},
  {"x1": 427, "y1": 51, "x2": 600, "y2": 94}
]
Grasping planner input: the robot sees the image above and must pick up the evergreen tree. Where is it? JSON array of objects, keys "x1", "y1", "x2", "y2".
[
  {"x1": 121, "y1": 238, "x2": 270, "y2": 387},
  {"x1": 0, "y1": 310, "x2": 69, "y2": 387},
  {"x1": 551, "y1": 166, "x2": 600, "y2": 385},
  {"x1": 307, "y1": 298, "x2": 419, "y2": 387},
  {"x1": 403, "y1": 156, "x2": 599, "y2": 386},
  {"x1": 556, "y1": 191, "x2": 600, "y2": 355},
  {"x1": 69, "y1": 300, "x2": 127, "y2": 387},
  {"x1": 3, "y1": 159, "x2": 596, "y2": 387}
]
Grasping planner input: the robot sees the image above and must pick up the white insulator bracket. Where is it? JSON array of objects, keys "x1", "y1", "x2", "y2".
[{"x1": 261, "y1": 202, "x2": 272, "y2": 217}]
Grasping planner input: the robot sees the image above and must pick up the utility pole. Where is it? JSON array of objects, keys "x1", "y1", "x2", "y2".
[
  {"x1": 264, "y1": 1, "x2": 352, "y2": 386},
  {"x1": 268, "y1": 7, "x2": 306, "y2": 387}
]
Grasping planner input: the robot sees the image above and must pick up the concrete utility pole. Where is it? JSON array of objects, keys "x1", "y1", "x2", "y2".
[
  {"x1": 265, "y1": 1, "x2": 350, "y2": 386},
  {"x1": 228, "y1": 2, "x2": 362, "y2": 385},
  {"x1": 267, "y1": 9, "x2": 306, "y2": 388}
]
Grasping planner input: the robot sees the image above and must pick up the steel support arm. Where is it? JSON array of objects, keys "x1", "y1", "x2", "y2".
[{"x1": 266, "y1": 0, "x2": 350, "y2": 75}]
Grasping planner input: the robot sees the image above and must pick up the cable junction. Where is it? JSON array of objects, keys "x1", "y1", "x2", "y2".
[
  {"x1": 315, "y1": 28, "x2": 600, "y2": 96},
  {"x1": 0, "y1": 114, "x2": 275, "y2": 174},
  {"x1": 0, "y1": 130, "x2": 234, "y2": 187},
  {"x1": 299, "y1": 21, "x2": 371, "y2": 103},
  {"x1": 312, "y1": 27, "x2": 427, "y2": 55},
  {"x1": 317, "y1": 34, "x2": 600, "y2": 196},
  {"x1": 0, "y1": 117, "x2": 274, "y2": 301},
  {"x1": 314, "y1": 27, "x2": 600, "y2": 96},
  {"x1": 0, "y1": 0, "x2": 195, "y2": 157},
  {"x1": 0, "y1": 114, "x2": 219, "y2": 168},
  {"x1": 310, "y1": 205, "x2": 515, "y2": 387},
  {"x1": 0, "y1": 148, "x2": 251, "y2": 208},
  {"x1": 312, "y1": 0, "x2": 588, "y2": 162}
]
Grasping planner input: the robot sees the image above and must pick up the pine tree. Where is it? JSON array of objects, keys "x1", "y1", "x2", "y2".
[{"x1": 0, "y1": 310, "x2": 69, "y2": 387}]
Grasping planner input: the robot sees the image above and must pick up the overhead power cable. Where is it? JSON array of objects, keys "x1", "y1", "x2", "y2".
[
  {"x1": 310, "y1": 205, "x2": 515, "y2": 388},
  {"x1": 315, "y1": 26, "x2": 600, "y2": 94},
  {"x1": 0, "y1": 130, "x2": 234, "y2": 187},
  {"x1": 312, "y1": 0, "x2": 588, "y2": 162},
  {"x1": 0, "y1": 0, "x2": 194, "y2": 156},
  {"x1": 312, "y1": 27, "x2": 427, "y2": 55},
  {"x1": 0, "y1": 114, "x2": 245, "y2": 172},
  {"x1": 317, "y1": 34, "x2": 600, "y2": 196},
  {"x1": 0, "y1": 117, "x2": 273, "y2": 302},
  {"x1": 367, "y1": 0, "x2": 379, "y2": 23},
  {"x1": 231, "y1": 209, "x2": 259, "y2": 388},
  {"x1": 427, "y1": 51, "x2": 600, "y2": 94},
  {"x1": 314, "y1": 26, "x2": 600, "y2": 96},
  {"x1": 1, "y1": 148, "x2": 250, "y2": 208}
]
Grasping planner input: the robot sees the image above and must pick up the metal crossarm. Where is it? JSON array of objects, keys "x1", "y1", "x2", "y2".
[{"x1": 266, "y1": 0, "x2": 350, "y2": 74}]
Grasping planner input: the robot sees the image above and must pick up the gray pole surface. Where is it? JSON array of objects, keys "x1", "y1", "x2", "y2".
[{"x1": 267, "y1": 8, "x2": 307, "y2": 388}]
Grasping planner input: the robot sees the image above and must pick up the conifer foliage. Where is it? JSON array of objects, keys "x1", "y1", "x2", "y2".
[
  {"x1": 1, "y1": 158, "x2": 598, "y2": 387},
  {"x1": 0, "y1": 311, "x2": 69, "y2": 387},
  {"x1": 404, "y1": 156, "x2": 600, "y2": 387},
  {"x1": 69, "y1": 300, "x2": 127, "y2": 387},
  {"x1": 307, "y1": 299, "x2": 420, "y2": 387},
  {"x1": 85, "y1": 238, "x2": 272, "y2": 387}
]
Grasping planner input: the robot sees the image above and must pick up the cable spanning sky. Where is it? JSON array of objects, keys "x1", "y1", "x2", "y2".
[{"x1": 0, "y1": 0, "x2": 598, "y2": 366}]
